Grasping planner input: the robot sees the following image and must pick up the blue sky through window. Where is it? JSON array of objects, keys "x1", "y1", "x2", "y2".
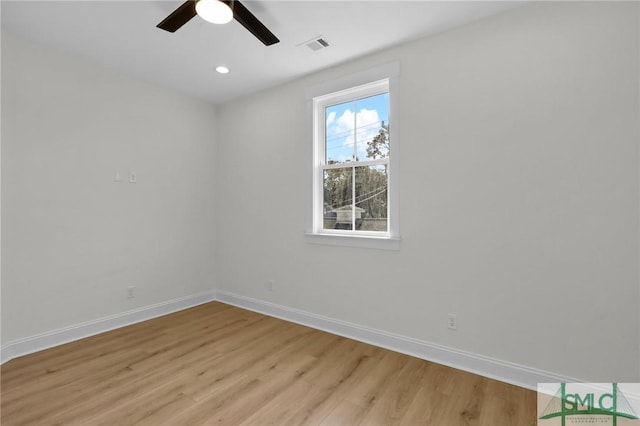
[{"x1": 325, "y1": 92, "x2": 389, "y2": 163}]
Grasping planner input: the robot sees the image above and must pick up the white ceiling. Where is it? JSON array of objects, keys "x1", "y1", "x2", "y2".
[{"x1": 1, "y1": 1, "x2": 524, "y2": 105}]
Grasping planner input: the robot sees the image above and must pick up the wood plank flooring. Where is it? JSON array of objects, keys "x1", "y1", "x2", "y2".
[{"x1": 1, "y1": 302, "x2": 536, "y2": 425}]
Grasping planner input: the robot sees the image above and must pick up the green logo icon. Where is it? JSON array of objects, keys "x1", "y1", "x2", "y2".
[{"x1": 539, "y1": 383, "x2": 639, "y2": 425}]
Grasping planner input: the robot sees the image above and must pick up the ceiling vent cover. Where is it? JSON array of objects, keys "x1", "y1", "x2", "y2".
[{"x1": 302, "y1": 36, "x2": 330, "y2": 52}]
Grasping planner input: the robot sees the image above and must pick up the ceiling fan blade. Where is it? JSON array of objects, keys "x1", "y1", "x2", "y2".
[
  {"x1": 157, "y1": 0, "x2": 279, "y2": 46},
  {"x1": 224, "y1": 0, "x2": 279, "y2": 46},
  {"x1": 157, "y1": 0, "x2": 197, "y2": 33}
]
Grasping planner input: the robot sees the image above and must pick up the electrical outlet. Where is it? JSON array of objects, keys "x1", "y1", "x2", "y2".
[
  {"x1": 447, "y1": 313, "x2": 458, "y2": 330},
  {"x1": 267, "y1": 280, "x2": 274, "y2": 292},
  {"x1": 129, "y1": 171, "x2": 137, "y2": 183},
  {"x1": 127, "y1": 286, "x2": 136, "y2": 299}
]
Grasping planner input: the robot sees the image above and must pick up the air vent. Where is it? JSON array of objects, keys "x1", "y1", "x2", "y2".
[{"x1": 300, "y1": 36, "x2": 330, "y2": 52}]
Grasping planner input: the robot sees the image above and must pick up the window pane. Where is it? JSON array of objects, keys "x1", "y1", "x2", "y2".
[
  {"x1": 325, "y1": 102, "x2": 355, "y2": 164},
  {"x1": 323, "y1": 167, "x2": 353, "y2": 230},
  {"x1": 355, "y1": 165, "x2": 388, "y2": 232},
  {"x1": 355, "y1": 93, "x2": 389, "y2": 161}
]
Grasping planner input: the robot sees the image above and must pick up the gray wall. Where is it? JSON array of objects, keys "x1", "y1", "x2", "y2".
[
  {"x1": 1, "y1": 32, "x2": 218, "y2": 343},
  {"x1": 215, "y1": 2, "x2": 639, "y2": 381}
]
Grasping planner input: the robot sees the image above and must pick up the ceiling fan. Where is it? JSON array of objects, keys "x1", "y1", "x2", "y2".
[{"x1": 157, "y1": 0, "x2": 279, "y2": 46}]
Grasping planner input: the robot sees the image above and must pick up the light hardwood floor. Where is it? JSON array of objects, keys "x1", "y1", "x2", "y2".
[{"x1": 1, "y1": 302, "x2": 536, "y2": 425}]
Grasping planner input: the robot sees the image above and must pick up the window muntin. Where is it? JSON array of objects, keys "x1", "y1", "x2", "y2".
[{"x1": 313, "y1": 80, "x2": 390, "y2": 237}]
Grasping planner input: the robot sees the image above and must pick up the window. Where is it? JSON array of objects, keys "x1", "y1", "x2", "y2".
[{"x1": 306, "y1": 63, "x2": 400, "y2": 250}]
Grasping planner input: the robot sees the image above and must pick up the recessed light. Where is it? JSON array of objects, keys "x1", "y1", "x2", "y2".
[{"x1": 216, "y1": 66, "x2": 230, "y2": 74}]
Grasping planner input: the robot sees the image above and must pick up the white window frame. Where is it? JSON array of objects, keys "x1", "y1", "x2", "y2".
[{"x1": 305, "y1": 62, "x2": 400, "y2": 250}]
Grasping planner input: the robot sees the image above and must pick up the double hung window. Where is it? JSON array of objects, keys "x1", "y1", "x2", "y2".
[
  {"x1": 315, "y1": 80, "x2": 390, "y2": 235},
  {"x1": 308, "y1": 65, "x2": 399, "y2": 250}
]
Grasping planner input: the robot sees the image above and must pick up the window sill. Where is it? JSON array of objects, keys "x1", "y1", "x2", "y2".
[{"x1": 304, "y1": 233, "x2": 401, "y2": 250}]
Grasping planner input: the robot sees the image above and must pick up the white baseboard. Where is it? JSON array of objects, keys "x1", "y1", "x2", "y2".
[
  {"x1": 1, "y1": 289, "x2": 577, "y2": 390},
  {"x1": 215, "y1": 290, "x2": 578, "y2": 390},
  {"x1": 0, "y1": 291, "x2": 216, "y2": 364}
]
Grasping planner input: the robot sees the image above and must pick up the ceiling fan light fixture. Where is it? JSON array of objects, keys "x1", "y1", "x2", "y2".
[{"x1": 196, "y1": 0, "x2": 233, "y2": 25}]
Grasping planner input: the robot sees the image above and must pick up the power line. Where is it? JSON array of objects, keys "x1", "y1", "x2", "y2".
[
  {"x1": 325, "y1": 184, "x2": 388, "y2": 210},
  {"x1": 325, "y1": 121, "x2": 386, "y2": 143}
]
